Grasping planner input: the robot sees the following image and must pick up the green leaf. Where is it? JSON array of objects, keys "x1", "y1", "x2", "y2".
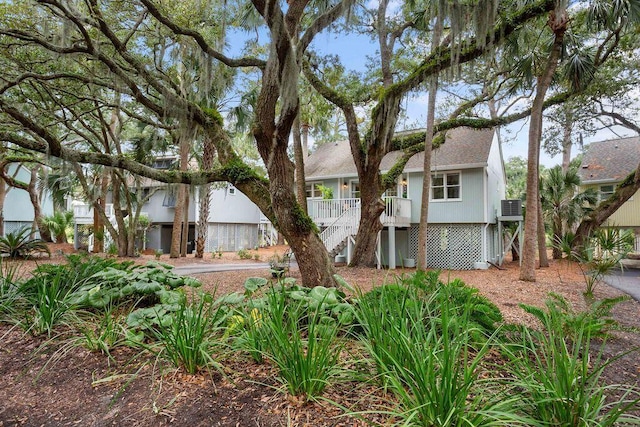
[
  {"x1": 131, "y1": 280, "x2": 163, "y2": 294},
  {"x1": 244, "y1": 277, "x2": 268, "y2": 293},
  {"x1": 333, "y1": 274, "x2": 355, "y2": 292}
]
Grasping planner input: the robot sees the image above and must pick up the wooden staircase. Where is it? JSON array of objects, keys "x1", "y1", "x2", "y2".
[{"x1": 320, "y1": 204, "x2": 360, "y2": 257}]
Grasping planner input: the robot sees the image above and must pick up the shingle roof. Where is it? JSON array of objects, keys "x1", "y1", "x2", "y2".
[
  {"x1": 304, "y1": 127, "x2": 495, "y2": 179},
  {"x1": 578, "y1": 136, "x2": 640, "y2": 183}
]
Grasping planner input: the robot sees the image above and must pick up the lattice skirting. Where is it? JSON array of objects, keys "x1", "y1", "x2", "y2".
[
  {"x1": 3, "y1": 221, "x2": 34, "y2": 236},
  {"x1": 408, "y1": 224, "x2": 485, "y2": 270},
  {"x1": 206, "y1": 223, "x2": 258, "y2": 252},
  {"x1": 75, "y1": 224, "x2": 93, "y2": 250}
]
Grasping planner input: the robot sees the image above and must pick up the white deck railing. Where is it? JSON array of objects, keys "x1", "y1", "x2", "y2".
[
  {"x1": 73, "y1": 203, "x2": 115, "y2": 224},
  {"x1": 320, "y1": 204, "x2": 361, "y2": 254},
  {"x1": 308, "y1": 197, "x2": 411, "y2": 228},
  {"x1": 381, "y1": 197, "x2": 412, "y2": 226}
]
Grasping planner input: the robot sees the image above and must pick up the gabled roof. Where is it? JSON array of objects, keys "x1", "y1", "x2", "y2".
[
  {"x1": 305, "y1": 127, "x2": 495, "y2": 179},
  {"x1": 578, "y1": 136, "x2": 640, "y2": 184}
]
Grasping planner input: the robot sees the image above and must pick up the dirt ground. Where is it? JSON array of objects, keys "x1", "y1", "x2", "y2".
[{"x1": 1, "y1": 245, "x2": 639, "y2": 426}]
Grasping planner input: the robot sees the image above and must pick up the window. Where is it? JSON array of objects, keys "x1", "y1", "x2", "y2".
[
  {"x1": 599, "y1": 184, "x2": 614, "y2": 202},
  {"x1": 305, "y1": 182, "x2": 323, "y2": 199},
  {"x1": 228, "y1": 184, "x2": 236, "y2": 195},
  {"x1": 162, "y1": 188, "x2": 177, "y2": 207},
  {"x1": 431, "y1": 172, "x2": 461, "y2": 200}
]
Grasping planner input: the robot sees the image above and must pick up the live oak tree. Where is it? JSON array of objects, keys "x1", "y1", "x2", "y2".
[
  {"x1": 0, "y1": 0, "x2": 353, "y2": 287},
  {"x1": 304, "y1": 0, "x2": 560, "y2": 267}
]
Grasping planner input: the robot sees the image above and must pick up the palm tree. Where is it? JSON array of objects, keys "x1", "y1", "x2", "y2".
[
  {"x1": 43, "y1": 211, "x2": 74, "y2": 244},
  {"x1": 541, "y1": 165, "x2": 597, "y2": 259}
]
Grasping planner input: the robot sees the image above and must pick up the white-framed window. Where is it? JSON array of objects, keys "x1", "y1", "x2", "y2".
[
  {"x1": 431, "y1": 172, "x2": 461, "y2": 201},
  {"x1": 599, "y1": 184, "x2": 614, "y2": 202},
  {"x1": 305, "y1": 182, "x2": 323, "y2": 199}
]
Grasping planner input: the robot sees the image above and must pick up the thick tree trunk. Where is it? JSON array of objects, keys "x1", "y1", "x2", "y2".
[
  {"x1": 537, "y1": 196, "x2": 549, "y2": 267},
  {"x1": 93, "y1": 170, "x2": 109, "y2": 253},
  {"x1": 27, "y1": 167, "x2": 52, "y2": 242},
  {"x1": 266, "y1": 146, "x2": 337, "y2": 287},
  {"x1": 111, "y1": 174, "x2": 128, "y2": 257},
  {"x1": 171, "y1": 136, "x2": 190, "y2": 258},
  {"x1": 350, "y1": 164, "x2": 385, "y2": 267},
  {"x1": 520, "y1": 8, "x2": 568, "y2": 281},
  {"x1": 293, "y1": 115, "x2": 308, "y2": 213},
  {"x1": 195, "y1": 136, "x2": 216, "y2": 258},
  {"x1": 195, "y1": 185, "x2": 211, "y2": 258}
]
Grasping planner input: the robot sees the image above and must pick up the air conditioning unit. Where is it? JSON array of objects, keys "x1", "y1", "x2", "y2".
[{"x1": 501, "y1": 199, "x2": 522, "y2": 217}]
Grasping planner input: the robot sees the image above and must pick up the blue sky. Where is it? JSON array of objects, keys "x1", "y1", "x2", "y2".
[{"x1": 227, "y1": 17, "x2": 635, "y2": 169}]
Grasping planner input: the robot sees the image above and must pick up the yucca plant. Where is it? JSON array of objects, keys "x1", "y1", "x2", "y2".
[
  {"x1": 147, "y1": 292, "x2": 228, "y2": 374},
  {"x1": 0, "y1": 226, "x2": 50, "y2": 259},
  {"x1": 504, "y1": 307, "x2": 640, "y2": 426},
  {"x1": 355, "y1": 283, "x2": 526, "y2": 426},
  {"x1": 259, "y1": 287, "x2": 344, "y2": 401}
]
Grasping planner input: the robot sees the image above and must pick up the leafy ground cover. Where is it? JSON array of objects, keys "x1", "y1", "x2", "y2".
[{"x1": 1, "y1": 246, "x2": 639, "y2": 426}]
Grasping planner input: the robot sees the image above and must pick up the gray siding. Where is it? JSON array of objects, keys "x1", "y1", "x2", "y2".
[
  {"x1": 140, "y1": 188, "x2": 196, "y2": 224},
  {"x1": 485, "y1": 136, "x2": 506, "y2": 223},
  {"x1": 407, "y1": 168, "x2": 486, "y2": 223},
  {"x1": 208, "y1": 185, "x2": 261, "y2": 224},
  {"x1": 4, "y1": 165, "x2": 53, "y2": 222}
]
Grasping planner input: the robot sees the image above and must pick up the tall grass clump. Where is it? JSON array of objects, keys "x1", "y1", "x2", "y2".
[
  {"x1": 146, "y1": 292, "x2": 228, "y2": 374},
  {"x1": 355, "y1": 281, "x2": 526, "y2": 426},
  {"x1": 506, "y1": 296, "x2": 640, "y2": 425},
  {"x1": 19, "y1": 270, "x2": 80, "y2": 336},
  {"x1": 0, "y1": 258, "x2": 23, "y2": 323},
  {"x1": 258, "y1": 287, "x2": 344, "y2": 401}
]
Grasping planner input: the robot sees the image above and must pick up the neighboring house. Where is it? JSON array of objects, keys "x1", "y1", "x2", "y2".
[
  {"x1": 74, "y1": 157, "x2": 267, "y2": 253},
  {"x1": 304, "y1": 127, "x2": 507, "y2": 270},
  {"x1": 577, "y1": 136, "x2": 640, "y2": 251},
  {"x1": 2, "y1": 164, "x2": 54, "y2": 236}
]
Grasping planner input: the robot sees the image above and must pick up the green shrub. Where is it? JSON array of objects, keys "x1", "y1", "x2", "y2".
[
  {"x1": 354, "y1": 282, "x2": 523, "y2": 425},
  {"x1": 146, "y1": 292, "x2": 228, "y2": 374},
  {"x1": 257, "y1": 287, "x2": 344, "y2": 400},
  {"x1": 19, "y1": 270, "x2": 79, "y2": 336},
  {"x1": 505, "y1": 300, "x2": 640, "y2": 425},
  {"x1": 237, "y1": 248, "x2": 252, "y2": 260}
]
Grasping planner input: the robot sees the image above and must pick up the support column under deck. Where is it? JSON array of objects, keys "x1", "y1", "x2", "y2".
[{"x1": 389, "y1": 225, "x2": 396, "y2": 269}]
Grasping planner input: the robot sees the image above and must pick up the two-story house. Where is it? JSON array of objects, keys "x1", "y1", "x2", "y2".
[
  {"x1": 578, "y1": 136, "x2": 640, "y2": 251},
  {"x1": 73, "y1": 157, "x2": 268, "y2": 254},
  {"x1": 304, "y1": 127, "x2": 506, "y2": 269}
]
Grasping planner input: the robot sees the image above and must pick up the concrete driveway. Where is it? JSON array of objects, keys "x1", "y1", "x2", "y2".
[
  {"x1": 173, "y1": 263, "x2": 270, "y2": 275},
  {"x1": 603, "y1": 264, "x2": 640, "y2": 301}
]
